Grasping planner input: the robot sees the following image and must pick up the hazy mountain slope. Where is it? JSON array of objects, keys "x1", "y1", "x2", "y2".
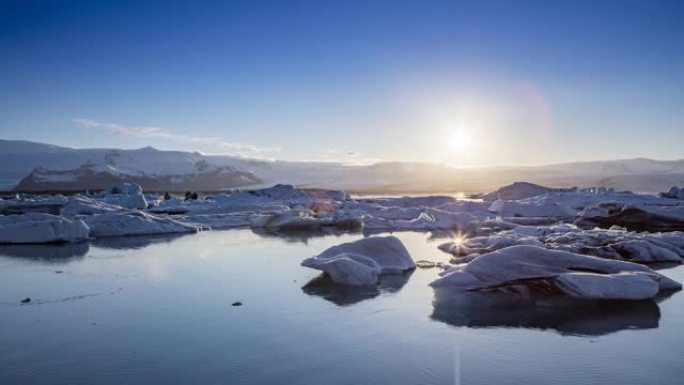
[
  {"x1": 1, "y1": 140, "x2": 261, "y2": 192},
  {"x1": 1, "y1": 140, "x2": 682, "y2": 193}
]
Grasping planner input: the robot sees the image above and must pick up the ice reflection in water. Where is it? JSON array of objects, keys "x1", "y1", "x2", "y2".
[{"x1": 0, "y1": 229, "x2": 682, "y2": 385}]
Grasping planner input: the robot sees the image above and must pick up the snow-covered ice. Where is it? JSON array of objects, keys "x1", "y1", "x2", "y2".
[
  {"x1": 84, "y1": 212, "x2": 198, "y2": 237},
  {"x1": 0, "y1": 213, "x2": 89, "y2": 244},
  {"x1": 61, "y1": 195, "x2": 126, "y2": 217},
  {"x1": 430, "y1": 245, "x2": 680, "y2": 300},
  {"x1": 2, "y1": 181, "x2": 684, "y2": 307},
  {"x1": 439, "y1": 224, "x2": 684, "y2": 264},
  {"x1": 661, "y1": 186, "x2": 684, "y2": 200},
  {"x1": 301, "y1": 236, "x2": 416, "y2": 286},
  {"x1": 99, "y1": 183, "x2": 148, "y2": 210}
]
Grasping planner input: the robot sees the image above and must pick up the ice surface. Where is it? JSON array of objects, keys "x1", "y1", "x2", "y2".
[
  {"x1": 430, "y1": 245, "x2": 680, "y2": 300},
  {"x1": 661, "y1": 186, "x2": 684, "y2": 200},
  {"x1": 301, "y1": 236, "x2": 416, "y2": 286},
  {"x1": 61, "y1": 195, "x2": 125, "y2": 217},
  {"x1": 84, "y1": 212, "x2": 198, "y2": 237},
  {"x1": 0, "y1": 213, "x2": 89, "y2": 244},
  {"x1": 482, "y1": 182, "x2": 571, "y2": 201},
  {"x1": 439, "y1": 224, "x2": 684, "y2": 264},
  {"x1": 99, "y1": 183, "x2": 148, "y2": 210}
]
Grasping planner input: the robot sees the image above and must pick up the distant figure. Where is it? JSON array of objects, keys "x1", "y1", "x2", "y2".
[
  {"x1": 163, "y1": 192, "x2": 172, "y2": 200},
  {"x1": 191, "y1": 192, "x2": 198, "y2": 200},
  {"x1": 184, "y1": 191, "x2": 192, "y2": 201}
]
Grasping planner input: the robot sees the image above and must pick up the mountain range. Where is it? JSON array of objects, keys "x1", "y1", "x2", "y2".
[{"x1": 1, "y1": 140, "x2": 683, "y2": 193}]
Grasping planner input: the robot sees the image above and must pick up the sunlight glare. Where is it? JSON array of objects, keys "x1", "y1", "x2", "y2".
[{"x1": 448, "y1": 131, "x2": 473, "y2": 154}]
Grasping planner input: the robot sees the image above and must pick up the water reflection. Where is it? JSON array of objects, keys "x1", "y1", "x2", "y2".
[
  {"x1": 302, "y1": 271, "x2": 413, "y2": 306},
  {"x1": 91, "y1": 233, "x2": 193, "y2": 250},
  {"x1": 0, "y1": 242, "x2": 89, "y2": 262},
  {"x1": 251, "y1": 227, "x2": 361, "y2": 244},
  {"x1": 430, "y1": 288, "x2": 662, "y2": 336}
]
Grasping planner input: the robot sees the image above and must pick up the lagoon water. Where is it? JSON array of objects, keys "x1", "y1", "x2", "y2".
[{"x1": 1, "y1": 230, "x2": 683, "y2": 385}]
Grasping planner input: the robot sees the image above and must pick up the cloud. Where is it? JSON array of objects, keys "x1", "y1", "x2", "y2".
[
  {"x1": 321, "y1": 148, "x2": 361, "y2": 158},
  {"x1": 72, "y1": 118, "x2": 280, "y2": 153}
]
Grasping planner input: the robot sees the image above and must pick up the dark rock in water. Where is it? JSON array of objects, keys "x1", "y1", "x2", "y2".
[
  {"x1": 20, "y1": 297, "x2": 31, "y2": 304},
  {"x1": 54, "y1": 270, "x2": 63, "y2": 274},
  {"x1": 231, "y1": 302, "x2": 242, "y2": 306}
]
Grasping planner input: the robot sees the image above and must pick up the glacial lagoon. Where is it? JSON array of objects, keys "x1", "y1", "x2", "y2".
[{"x1": 1, "y1": 229, "x2": 683, "y2": 385}]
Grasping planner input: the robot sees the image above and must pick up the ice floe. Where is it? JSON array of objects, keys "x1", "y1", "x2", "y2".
[
  {"x1": 482, "y1": 182, "x2": 573, "y2": 202},
  {"x1": 661, "y1": 186, "x2": 684, "y2": 200},
  {"x1": 61, "y1": 194, "x2": 126, "y2": 217},
  {"x1": 430, "y1": 245, "x2": 680, "y2": 300},
  {"x1": 0, "y1": 213, "x2": 89, "y2": 244},
  {"x1": 84, "y1": 212, "x2": 198, "y2": 237},
  {"x1": 99, "y1": 183, "x2": 148, "y2": 210},
  {"x1": 439, "y1": 224, "x2": 684, "y2": 264},
  {"x1": 301, "y1": 236, "x2": 416, "y2": 286}
]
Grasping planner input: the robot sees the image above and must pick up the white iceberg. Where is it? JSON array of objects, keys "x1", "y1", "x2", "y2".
[
  {"x1": 483, "y1": 182, "x2": 570, "y2": 202},
  {"x1": 0, "y1": 213, "x2": 89, "y2": 244},
  {"x1": 61, "y1": 194, "x2": 125, "y2": 217},
  {"x1": 84, "y1": 212, "x2": 198, "y2": 237},
  {"x1": 100, "y1": 183, "x2": 148, "y2": 210},
  {"x1": 301, "y1": 236, "x2": 416, "y2": 286},
  {"x1": 439, "y1": 224, "x2": 684, "y2": 264},
  {"x1": 489, "y1": 197, "x2": 576, "y2": 218},
  {"x1": 430, "y1": 245, "x2": 680, "y2": 300}
]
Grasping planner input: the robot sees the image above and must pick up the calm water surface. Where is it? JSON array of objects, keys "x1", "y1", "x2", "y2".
[{"x1": 1, "y1": 230, "x2": 682, "y2": 385}]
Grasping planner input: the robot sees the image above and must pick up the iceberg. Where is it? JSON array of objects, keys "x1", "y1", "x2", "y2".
[
  {"x1": 439, "y1": 224, "x2": 684, "y2": 264},
  {"x1": 0, "y1": 213, "x2": 89, "y2": 244},
  {"x1": 577, "y1": 202, "x2": 684, "y2": 231},
  {"x1": 661, "y1": 186, "x2": 684, "y2": 200},
  {"x1": 483, "y1": 182, "x2": 571, "y2": 201},
  {"x1": 61, "y1": 194, "x2": 125, "y2": 217},
  {"x1": 301, "y1": 236, "x2": 416, "y2": 286},
  {"x1": 84, "y1": 212, "x2": 198, "y2": 237},
  {"x1": 100, "y1": 183, "x2": 148, "y2": 210},
  {"x1": 430, "y1": 245, "x2": 680, "y2": 300}
]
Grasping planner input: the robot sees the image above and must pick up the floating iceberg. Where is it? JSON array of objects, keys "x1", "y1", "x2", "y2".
[
  {"x1": 661, "y1": 186, "x2": 684, "y2": 200},
  {"x1": 577, "y1": 202, "x2": 684, "y2": 231},
  {"x1": 0, "y1": 213, "x2": 89, "y2": 244},
  {"x1": 100, "y1": 183, "x2": 148, "y2": 210},
  {"x1": 431, "y1": 245, "x2": 680, "y2": 300},
  {"x1": 84, "y1": 211, "x2": 198, "y2": 237},
  {"x1": 301, "y1": 236, "x2": 416, "y2": 286},
  {"x1": 489, "y1": 197, "x2": 576, "y2": 218},
  {"x1": 439, "y1": 224, "x2": 684, "y2": 264},
  {"x1": 61, "y1": 194, "x2": 125, "y2": 217},
  {"x1": 482, "y1": 182, "x2": 572, "y2": 202}
]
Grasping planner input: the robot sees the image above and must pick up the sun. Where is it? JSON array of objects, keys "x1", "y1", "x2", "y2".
[{"x1": 448, "y1": 131, "x2": 473, "y2": 154}]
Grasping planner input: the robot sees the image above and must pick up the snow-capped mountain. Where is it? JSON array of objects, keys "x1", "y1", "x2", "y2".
[
  {"x1": 1, "y1": 140, "x2": 683, "y2": 193},
  {"x1": 1, "y1": 141, "x2": 261, "y2": 192}
]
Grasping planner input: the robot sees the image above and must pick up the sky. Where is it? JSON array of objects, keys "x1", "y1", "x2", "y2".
[{"x1": 1, "y1": 0, "x2": 683, "y2": 166}]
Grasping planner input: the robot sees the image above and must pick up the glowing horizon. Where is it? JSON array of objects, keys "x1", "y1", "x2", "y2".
[{"x1": 1, "y1": 1, "x2": 682, "y2": 166}]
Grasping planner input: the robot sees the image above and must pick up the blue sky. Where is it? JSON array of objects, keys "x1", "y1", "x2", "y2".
[{"x1": 1, "y1": 0, "x2": 682, "y2": 165}]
